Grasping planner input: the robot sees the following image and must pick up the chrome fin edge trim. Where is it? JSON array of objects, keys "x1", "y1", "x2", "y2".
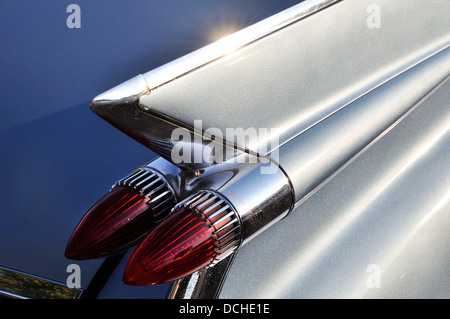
[{"x1": 140, "y1": 0, "x2": 342, "y2": 94}]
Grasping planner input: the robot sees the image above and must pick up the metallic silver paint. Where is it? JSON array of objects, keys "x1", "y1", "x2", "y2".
[
  {"x1": 89, "y1": 0, "x2": 450, "y2": 298},
  {"x1": 139, "y1": 0, "x2": 341, "y2": 93},
  {"x1": 90, "y1": 0, "x2": 342, "y2": 168},
  {"x1": 277, "y1": 47, "x2": 450, "y2": 204},
  {"x1": 139, "y1": 0, "x2": 450, "y2": 156},
  {"x1": 220, "y1": 78, "x2": 450, "y2": 298},
  {"x1": 163, "y1": 0, "x2": 450, "y2": 298}
]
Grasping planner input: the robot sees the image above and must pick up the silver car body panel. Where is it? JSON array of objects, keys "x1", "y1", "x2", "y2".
[
  {"x1": 163, "y1": 0, "x2": 450, "y2": 298},
  {"x1": 138, "y1": 0, "x2": 450, "y2": 156},
  {"x1": 221, "y1": 77, "x2": 450, "y2": 298},
  {"x1": 90, "y1": 0, "x2": 450, "y2": 298}
]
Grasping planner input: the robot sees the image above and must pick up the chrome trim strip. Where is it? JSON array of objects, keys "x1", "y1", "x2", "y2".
[
  {"x1": 167, "y1": 254, "x2": 236, "y2": 299},
  {"x1": 93, "y1": 0, "x2": 341, "y2": 103},
  {"x1": 0, "y1": 266, "x2": 85, "y2": 299}
]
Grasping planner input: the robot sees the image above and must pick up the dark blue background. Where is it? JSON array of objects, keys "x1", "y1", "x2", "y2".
[{"x1": 0, "y1": 0, "x2": 301, "y2": 298}]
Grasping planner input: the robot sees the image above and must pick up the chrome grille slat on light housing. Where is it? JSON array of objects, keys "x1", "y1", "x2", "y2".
[
  {"x1": 174, "y1": 190, "x2": 242, "y2": 265},
  {"x1": 112, "y1": 167, "x2": 177, "y2": 221}
]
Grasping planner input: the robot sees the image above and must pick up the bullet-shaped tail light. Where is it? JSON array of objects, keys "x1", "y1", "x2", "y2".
[
  {"x1": 123, "y1": 156, "x2": 294, "y2": 286},
  {"x1": 123, "y1": 190, "x2": 241, "y2": 286},
  {"x1": 65, "y1": 166, "x2": 177, "y2": 260}
]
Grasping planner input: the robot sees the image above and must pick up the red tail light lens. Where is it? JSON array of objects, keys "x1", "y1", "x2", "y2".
[
  {"x1": 66, "y1": 168, "x2": 176, "y2": 260},
  {"x1": 66, "y1": 186, "x2": 153, "y2": 260},
  {"x1": 123, "y1": 205, "x2": 214, "y2": 285},
  {"x1": 123, "y1": 191, "x2": 241, "y2": 286}
]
